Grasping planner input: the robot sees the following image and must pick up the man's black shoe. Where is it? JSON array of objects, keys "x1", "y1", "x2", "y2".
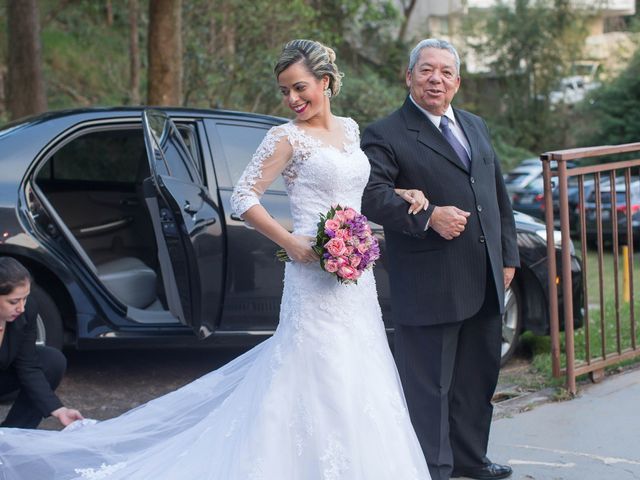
[{"x1": 451, "y1": 462, "x2": 512, "y2": 479}]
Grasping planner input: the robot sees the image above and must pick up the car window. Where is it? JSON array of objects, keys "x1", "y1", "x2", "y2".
[
  {"x1": 525, "y1": 177, "x2": 544, "y2": 191},
  {"x1": 567, "y1": 176, "x2": 581, "y2": 187},
  {"x1": 504, "y1": 172, "x2": 529, "y2": 184},
  {"x1": 40, "y1": 129, "x2": 144, "y2": 183},
  {"x1": 177, "y1": 124, "x2": 204, "y2": 180},
  {"x1": 146, "y1": 117, "x2": 201, "y2": 185},
  {"x1": 216, "y1": 123, "x2": 286, "y2": 192}
]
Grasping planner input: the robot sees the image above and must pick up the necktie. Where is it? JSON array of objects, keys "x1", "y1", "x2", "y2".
[{"x1": 439, "y1": 116, "x2": 471, "y2": 170}]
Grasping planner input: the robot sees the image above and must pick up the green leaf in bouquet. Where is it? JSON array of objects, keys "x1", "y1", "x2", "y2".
[{"x1": 275, "y1": 248, "x2": 291, "y2": 262}]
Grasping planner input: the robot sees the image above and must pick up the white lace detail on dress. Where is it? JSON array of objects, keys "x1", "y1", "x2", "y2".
[
  {"x1": 230, "y1": 124, "x2": 290, "y2": 217},
  {"x1": 74, "y1": 463, "x2": 127, "y2": 479},
  {"x1": 289, "y1": 395, "x2": 314, "y2": 456},
  {"x1": 230, "y1": 117, "x2": 361, "y2": 219},
  {"x1": 248, "y1": 458, "x2": 265, "y2": 480},
  {"x1": 321, "y1": 434, "x2": 350, "y2": 480}
]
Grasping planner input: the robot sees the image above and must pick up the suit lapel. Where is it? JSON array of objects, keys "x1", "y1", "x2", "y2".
[{"x1": 401, "y1": 97, "x2": 469, "y2": 173}]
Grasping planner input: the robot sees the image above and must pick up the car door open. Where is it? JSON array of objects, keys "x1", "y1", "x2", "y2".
[{"x1": 142, "y1": 109, "x2": 222, "y2": 338}]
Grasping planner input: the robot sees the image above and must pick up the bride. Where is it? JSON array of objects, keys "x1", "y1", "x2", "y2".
[{"x1": 0, "y1": 39, "x2": 431, "y2": 480}]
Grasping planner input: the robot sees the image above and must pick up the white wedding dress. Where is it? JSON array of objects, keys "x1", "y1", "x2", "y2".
[{"x1": 0, "y1": 118, "x2": 430, "y2": 480}]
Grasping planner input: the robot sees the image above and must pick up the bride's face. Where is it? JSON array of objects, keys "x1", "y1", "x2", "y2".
[{"x1": 278, "y1": 61, "x2": 329, "y2": 121}]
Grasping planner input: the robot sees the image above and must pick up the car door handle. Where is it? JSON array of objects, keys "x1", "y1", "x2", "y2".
[
  {"x1": 183, "y1": 201, "x2": 198, "y2": 215},
  {"x1": 77, "y1": 217, "x2": 132, "y2": 237},
  {"x1": 230, "y1": 213, "x2": 255, "y2": 229}
]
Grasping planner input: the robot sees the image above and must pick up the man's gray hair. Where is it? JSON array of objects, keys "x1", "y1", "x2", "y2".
[{"x1": 408, "y1": 39, "x2": 461, "y2": 75}]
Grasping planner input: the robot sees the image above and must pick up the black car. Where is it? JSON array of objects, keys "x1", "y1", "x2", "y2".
[
  {"x1": 510, "y1": 177, "x2": 546, "y2": 220},
  {"x1": 0, "y1": 108, "x2": 583, "y2": 364},
  {"x1": 584, "y1": 179, "x2": 640, "y2": 247}
]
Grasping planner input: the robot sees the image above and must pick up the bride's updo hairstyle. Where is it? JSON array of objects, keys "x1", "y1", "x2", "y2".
[{"x1": 274, "y1": 39, "x2": 344, "y2": 97}]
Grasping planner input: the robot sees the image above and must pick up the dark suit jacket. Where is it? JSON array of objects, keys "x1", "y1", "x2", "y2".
[
  {"x1": 362, "y1": 97, "x2": 519, "y2": 326},
  {"x1": 0, "y1": 298, "x2": 63, "y2": 416}
]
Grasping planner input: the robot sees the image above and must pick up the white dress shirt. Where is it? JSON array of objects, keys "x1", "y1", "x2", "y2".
[{"x1": 409, "y1": 95, "x2": 471, "y2": 158}]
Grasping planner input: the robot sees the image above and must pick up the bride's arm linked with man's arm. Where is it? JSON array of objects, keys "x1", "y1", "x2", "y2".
[
  {"x1": 362, "y1": 123, "x2": 470, "y2": 241},
  {"x1": 230, "y1": 124, "x2": 430, "y2": 265}
]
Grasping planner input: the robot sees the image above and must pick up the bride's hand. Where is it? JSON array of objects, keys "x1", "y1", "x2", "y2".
[
  {"x1": 396, "y1": 189, "x2": 429, "y2": 214},
  {"x1": 284, "y1": 235, "x2": 319, "y2": 263}
]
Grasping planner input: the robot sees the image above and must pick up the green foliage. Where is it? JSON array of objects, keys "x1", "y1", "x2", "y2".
[
  {"x1": 489, "y1": 127, "x2": 537, "y2": 171},
  {"x1": 0, "y1": 2, "x2": 6, "y2": 125},
  {"x1": 575, "y1": 48, "x2": 640, "y2": 146},
  {"x1": 182, "y1": 0, "x2": 402, "y2": 117},
  {"x1": 462, "y1": 0, "x2": 590, "y2": 154},
  {"x1": 332, "y1": 63, "x2": 406, "y2": 128},
  {"x1": 2, "y1": 0, "x2": 403, "y2": 119},
  {"x1": 183, "y1": 0, "x2": 319, "y2": 113},
  {"x1": 39, "y1": 0, "x2": 142, "y2": 109}
]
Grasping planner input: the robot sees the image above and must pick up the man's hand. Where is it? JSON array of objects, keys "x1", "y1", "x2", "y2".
[
  {"x1": 503, "y1": 267, "x2": 515, "y2": 289},
  {"x1": 51, "y1": 406, "x2": 84, "y2": 427},
  {"x1": 430, "y1": 206, "x2": 470, "y2": 240}
]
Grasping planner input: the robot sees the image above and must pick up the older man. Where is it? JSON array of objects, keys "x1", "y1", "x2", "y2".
[{"x1": 362, "y1": 39, "x2": 519, "y2": 480}]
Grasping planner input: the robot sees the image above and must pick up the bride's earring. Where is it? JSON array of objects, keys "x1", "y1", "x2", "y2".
[{"x1": 324, "y1": 88, "x2": 332, "y2": 99}]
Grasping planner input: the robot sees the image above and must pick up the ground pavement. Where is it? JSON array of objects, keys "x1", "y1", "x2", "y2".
[
  {"x1": 2, "y1": 351, "x2": 639, "y2": 479},
  {"x1": 479, "y1": 367, "x2": 640, "y2": 480}
]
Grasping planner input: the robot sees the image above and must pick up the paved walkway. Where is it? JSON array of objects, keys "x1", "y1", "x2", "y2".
[{"x1": 483, "y1": 367, "x2": 640, "y2": 480}]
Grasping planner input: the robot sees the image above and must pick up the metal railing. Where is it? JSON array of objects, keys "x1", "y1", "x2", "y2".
[{"x1": 542, "y1": 142, "x2": 640, "y2": 394}]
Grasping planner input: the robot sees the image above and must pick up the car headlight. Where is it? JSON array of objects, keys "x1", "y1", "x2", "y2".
[{"x1": 535, "y1": 228, "x2": 575, "y2": 255}]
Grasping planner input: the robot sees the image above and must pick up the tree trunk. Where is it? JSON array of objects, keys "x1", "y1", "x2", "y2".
[
  {"x1": 7, "y1": 0, "x2": 47, "y2": 120},
  {"x1": 0, "y1": 64, "x2": 6, "y2": 118},
  {"x1": 220, "y1": 3, "x2": 235, "y2": 58},
  {"x1": 207, "y1": 13, "x2": 216, "y2": 57},
  {"x1": 129, "y1": 0, "x2": 141, "y2": 104},
  {"x1": 147, "y1": 0, "x2": 183, "y2": 105},
  {"x1": 106, "y1": 0, "x2": 113, "y2": 26},
  {"x1": 398, "y1": 0, "x2": 417, "y2": 43}
]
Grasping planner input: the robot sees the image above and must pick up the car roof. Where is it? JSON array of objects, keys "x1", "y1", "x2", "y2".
[
  {"x1": 600, "y1": 180, "x2": 640, "y2": 193},
  {"x1": 518, "y1": 157, "x2": 541, "y2": 165},
  {"x1": 0, "y1": 107, "x2": 289, "y2": 183},
  {"x1": 0, "y1": 106, "x2": 286, "y2": 133},
  {"x1": 509, "y1": 164, "x2": 543, "y2": 174}
]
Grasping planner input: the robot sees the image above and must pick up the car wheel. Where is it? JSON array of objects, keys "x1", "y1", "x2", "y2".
[
  {"x1": 30, "y1": 284, "x2": 64, "y2": 350},
  {"x1": 501, "y1": 284, "x2": 522, "y2": 366}
]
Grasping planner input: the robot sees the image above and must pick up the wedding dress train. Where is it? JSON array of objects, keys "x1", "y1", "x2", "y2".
[{"x1": 0, "y1": 118, "x2": 430, "y2": 480}]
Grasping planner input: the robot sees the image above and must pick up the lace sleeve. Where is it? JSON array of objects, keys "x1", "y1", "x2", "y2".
[
  {"x1": 344, "y1": 117, "x2": 361, "y2": 144},
  {"x1": 230, "y1": 125, "x2": 292, "y2": 217}
]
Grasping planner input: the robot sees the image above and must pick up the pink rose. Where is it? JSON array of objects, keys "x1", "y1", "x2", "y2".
[
  {"x1": 343, "y1": 208, "x2": 357, "y2": 220},
  {"x1": 324, "y1": 259, "x2": 339, "y2": 273},
  {"x1": 325, "y1": 219, "x2": 340, "y2": 232},
  {"x1": 349, "y1": 255, "x2": 361, "y2": 268},
  {"x1": 345, "y1": 246, "x2": 355, "y2": 255},
  {"x1": 336, "y1": 256, "x2": 349, "y2": 267},
  {"x1": 325, "y1": 238, "x2": 346, "y2": 257},
  {"x1": 338, "y1": 265, "x2": 359, "y2": 281},
  {"x1": 335, "y1": 228, "x2": 350, "y2": 239},
  {"x1": 357, "y1": 243, "x2": 368, "y2": 254},
  {"x1": 333, "y1": 210, "x2": 347, "y2": 223}
]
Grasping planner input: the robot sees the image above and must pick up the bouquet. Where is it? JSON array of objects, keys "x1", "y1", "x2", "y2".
[{"x1": 277, "y1": 205, "x2": 380, "y2": 284}]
